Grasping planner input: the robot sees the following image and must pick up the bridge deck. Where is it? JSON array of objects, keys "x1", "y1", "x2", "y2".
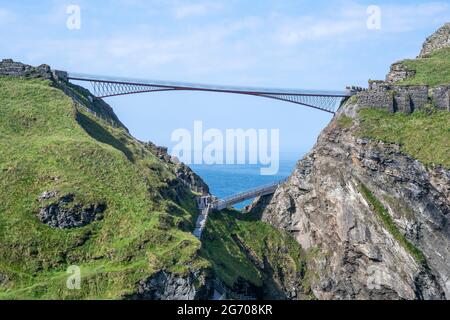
[
  {"x1": 212, "y1": 180, "x2": 285, "y2": 211},
  {"x1": 64, "y1": 72, "x2": 354, "y2": 114},
  {"x1": 67, "y1": 72, "x2": 351, "y2": 97},
  {"x1": 193, "y1": 179, "x2": 286, "y2": 239}
]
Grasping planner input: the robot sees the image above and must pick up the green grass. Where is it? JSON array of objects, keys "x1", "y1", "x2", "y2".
[
  {"x1": 358, "y1": 183, "x2": 427, "y2": 265},
  {"x1": 398, "y1": 48, "x2": 450, "y2": 86},
  {"x1": 337, "y1": 115, "x2": 354, "y2": 129},
  {"x1": 0, "y1": 77, "x2": 208, "y2": 299},
  {"x1": 200, "y1": 210, "x2": 311, "y2": 295},
  {"x1": 358, "y1": 108, "x2": 450, "y2": 168}
]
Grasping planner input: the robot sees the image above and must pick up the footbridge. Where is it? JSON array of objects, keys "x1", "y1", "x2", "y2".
[
  {"x1": 193, "y1": 179, "x2": 286, "y2": 239},
  {"x1": 52, "y1": 70, "x2": 361, "y2": 239},
  {"x1": 58, "y1": 71, "x2": 358, "y2": 114}
]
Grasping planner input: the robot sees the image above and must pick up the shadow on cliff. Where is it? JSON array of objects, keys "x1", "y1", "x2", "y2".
[
  {"x1": 240, "y1": 194, "x2": 274, "y2": 221},
  {"x1": 76, "y1": 112, "x2": 134, "y2": 162}
]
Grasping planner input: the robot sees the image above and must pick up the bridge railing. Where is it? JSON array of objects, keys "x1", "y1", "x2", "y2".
[
  {"x1": 67, "y1": 72, "x2": 351, "y2": 97},
  {"x1": 212, "y1": 179, "x2": 287, "y2": 210}
]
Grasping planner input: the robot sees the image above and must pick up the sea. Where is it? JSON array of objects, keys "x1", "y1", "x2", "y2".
[{"x1": 190, "y1": 153, "x2": 304, "y2": 209}]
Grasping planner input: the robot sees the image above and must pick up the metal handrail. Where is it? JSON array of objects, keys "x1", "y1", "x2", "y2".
[
  {"x1": 68, "y1": 72, "x2": 351, "y2": 97},
  {"x1": 213, "y1": 179, "x2": 287, "y2": 208}
]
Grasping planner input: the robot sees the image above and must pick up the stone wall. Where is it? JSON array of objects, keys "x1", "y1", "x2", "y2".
[
  {"x1": 357, "y1": 81, "x2": 449, "y2": 113},
  {"x1": 430, "y1": 86, "x2": 450, "y2": 112},
  {"x1": 0, "y1": 59, "x2": 53, "y2": 80}
]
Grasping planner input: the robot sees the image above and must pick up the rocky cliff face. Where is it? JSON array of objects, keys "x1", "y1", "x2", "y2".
[
  {"x1": 249, "y1": 25, "x2": 450, "y2": 300},
  {"x1": 255, "y1": 104, "x2": 449, "y2": 299}
]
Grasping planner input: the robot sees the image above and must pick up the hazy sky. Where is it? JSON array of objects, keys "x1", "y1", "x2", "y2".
[{"x1": 1, "y1": 0, "x2": 449, "y2": 156}]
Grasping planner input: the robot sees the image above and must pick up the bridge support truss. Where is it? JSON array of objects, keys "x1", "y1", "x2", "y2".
[{"x1": 67, "y1": 73, "x2": 353, "y2": 114}]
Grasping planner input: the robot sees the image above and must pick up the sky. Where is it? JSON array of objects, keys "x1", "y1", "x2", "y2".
[{"x1": 1, "y1": 0, "x2": 450, "y2": 158}]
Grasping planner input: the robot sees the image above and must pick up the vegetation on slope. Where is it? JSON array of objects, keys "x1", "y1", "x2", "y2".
[
  {"x1": 358, "y1": 108, "x2": 450, "y2": 168},
  {"x1": 358, "y1": 183, "x2": 427, "y2": 265},
  {"x1": 201, "y1": 209, "x2": 312, "y2": 298},
  {"x1": 0, "y1": 77, "x2": 207, "y2": 299},
  {"x1": 0, "y1": 76, "x2": 309, "y2": 300},
  {"x1": 336, "y1": 115, "x2": 354, "y2": 129},
  {"x1": 398, "y1": 48, "x2": 450, "y2": 86}
]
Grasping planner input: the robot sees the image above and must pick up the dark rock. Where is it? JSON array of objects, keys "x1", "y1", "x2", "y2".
[
  {"x1": 129, "y1": 270, "x2": 213, "y2": 300},
  {"x1": 0, "y1": 273, "x2": 9, "y2": 286},
  {"x1": 37, "y1": 194, "x2": 106, "y2": 229}
]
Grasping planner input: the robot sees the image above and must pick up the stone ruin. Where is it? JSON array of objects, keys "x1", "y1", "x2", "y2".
[
  {"x1": 356, "y1": 23, "x2": 450, "y2": 113},
  {"x1": 357, "y1": 81, "x2": 449, "y2": 113},
  {"x1": 0, "y1": 59, "x2": 54, "y2": 80}
]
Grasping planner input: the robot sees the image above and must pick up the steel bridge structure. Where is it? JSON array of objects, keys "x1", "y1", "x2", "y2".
[
  {"x1": 58, "y1": 71, "x2": 359, "y2": 239},
  {"x1": 66, "y1": 72, "x2": 354, "y2": 114},
  {"x1": 193, "y1": 180, "x2": 286, "y2": 239}
]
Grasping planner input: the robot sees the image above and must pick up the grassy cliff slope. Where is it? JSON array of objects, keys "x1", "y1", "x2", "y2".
[
  {"x1": 358, "y1": 109, "x2": 450, "y2": 168},
  {"x1": 398, "y1": 48, "x2": 450, "y2": 86},
  {"x1": 0, "y1": 76, "x2": 306, "y2": 300},
  {"x1": 0, "y1": 77, "x2": 207, "y2": 299}
]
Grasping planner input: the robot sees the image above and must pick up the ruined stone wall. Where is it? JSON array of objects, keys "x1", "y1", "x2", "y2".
[
  {"x1": 0, "y1": 59, "x2": 53, "y2": 80},
  {"x1": 386, "y1": 62, "x2": 416, "y2": 84},
  {"x1": 357, "y1": 81, "x2": 449, "y2": 113}
]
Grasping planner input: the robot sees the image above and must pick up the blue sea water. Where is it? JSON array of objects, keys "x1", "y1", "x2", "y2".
[{"x1": 190, "y1": 153, "x2": 303, "y2": 209}]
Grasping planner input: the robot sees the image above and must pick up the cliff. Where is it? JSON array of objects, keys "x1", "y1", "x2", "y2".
[{"x1": 249, "y1": 24, "x2": 450, "y2": 300}]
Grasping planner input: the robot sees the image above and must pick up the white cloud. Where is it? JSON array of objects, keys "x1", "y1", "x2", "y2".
[
  {"x1": 271, "y1": 1, "x2": 450, "y2": 46},
  {"x1": 274, "y1": 17, "x2": 363, "y2": 46},
  {"x1": 174, "y1": 2, "x2": 222, "y2": 19},
  {"x1": 380, "y1": 2, "x2": 450, "y2": 32},
  {"x1": 3, "y1": 1, "x2": 450, "y2": 85}
]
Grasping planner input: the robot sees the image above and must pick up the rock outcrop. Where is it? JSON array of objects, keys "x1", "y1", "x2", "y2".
[
  {"x1": 0, "y1": 59, "x2": 53, "y2": 80},
  {"x1": 129, "y1": 270, "x2": 214, "y2": 300},
  {"x1": 356, "y1": 23, "x2": 450, "y2": 114},
  {"x1": 0, "y1": 273, "x2": 9, "y2": 287},
  {"x1": 145, "y1": 142, "x2": 210, "y2": 195},
  {"x1": 386, "y1": 62, "x2": 416, "y2": 83},
  {"x1": 37, "y1": 193, "x2": 106, "y2": 229},
  {"x1": 420, "y1": 23, "x2": 450, "y2": 57}
]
